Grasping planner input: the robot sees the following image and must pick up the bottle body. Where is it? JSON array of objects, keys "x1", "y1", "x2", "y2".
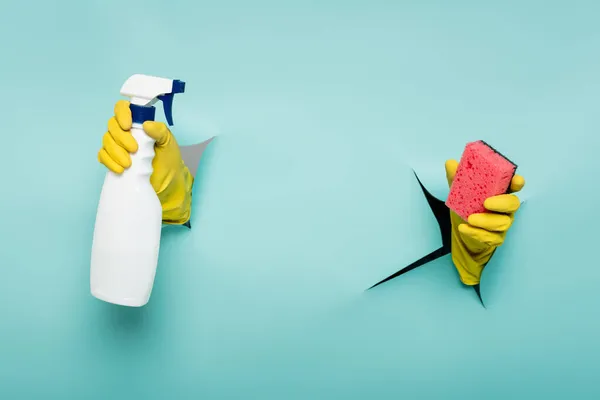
[{"x1": 90, "y1": 123, "x2": 162, "y2": 307}]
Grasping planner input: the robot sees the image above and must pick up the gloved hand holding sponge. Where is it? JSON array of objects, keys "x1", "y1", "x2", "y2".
[
  {"x1": 445, "y1": 141, "x2": 526, "y2": 286},
  {"x1": 98, "y1": 100, "x2": 193, "y2": 225}
]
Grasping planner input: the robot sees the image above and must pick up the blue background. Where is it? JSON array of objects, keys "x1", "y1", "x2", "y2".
[{"x1": 1, "y1": 0, "x2": 599, "y2": 398}]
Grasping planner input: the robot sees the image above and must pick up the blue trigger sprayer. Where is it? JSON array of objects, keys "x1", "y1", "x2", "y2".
[{"x1": 90, "y1": 74, "x2": 186, "y2": 307}]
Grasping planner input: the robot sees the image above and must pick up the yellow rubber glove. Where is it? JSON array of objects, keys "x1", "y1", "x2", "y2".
[
  {"x1": 98, "y1": 100, "x2": 194, "y2": 225},
  {"x1": 445, "y1": 159, "x2": 526, "y2": 285}
]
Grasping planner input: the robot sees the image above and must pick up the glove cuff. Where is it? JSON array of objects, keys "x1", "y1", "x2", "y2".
[
  {"x1": 451, "y1": 232, "x2": 496, "y2": 286},
  {"x1": 160, "y1": 163, "x2": 194, "y2": 225}
]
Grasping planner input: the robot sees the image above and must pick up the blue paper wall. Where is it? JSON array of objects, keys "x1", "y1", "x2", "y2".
[{"x1": 1, "y1": 1, "x2": 599, "y2": 398}]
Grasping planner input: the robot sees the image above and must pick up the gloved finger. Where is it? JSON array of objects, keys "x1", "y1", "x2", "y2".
[
  {"x1": 458, "y1": 224, "x2": 505, "y2": 246},
  {"x1": 509, "y1": 174, "x2": 525, "y2": 193},
  {"x1": 108, "y1": 117, "x2": 138, "y2": 153},
  {"x1": 143, "y1": 121, "x2": 171, "y2": 146},
  {"x1": 483, "y1": 194, "x2": 521, "y2": 214},
  {"x1": 467, "y1": 212, "x2": 513, "y2": 232},
  {"x1": 98, "y1": 148, "x2": 124, "y2": 174},
  {"x1": 102, "y1": 132, "x2": 132, "y2": 169},
  {"x1": 114, "y1": 100, "x2": 132, "y2": 131},
  {"x1": 445, "y1": 159, "x2": 459, "y2": 187}
]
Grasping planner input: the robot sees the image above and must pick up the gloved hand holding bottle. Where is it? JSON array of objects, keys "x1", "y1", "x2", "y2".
[
  {"x1": 445, "y1": 159, "x2": 526, "y2": 286},
  {"x1": 98, "y1": 100, "x2": 193, "y2": 225}
]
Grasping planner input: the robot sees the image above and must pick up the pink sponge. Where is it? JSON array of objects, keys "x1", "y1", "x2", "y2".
[{"x1": 446, "y1": 140, "x2": 517, "y2": 221}]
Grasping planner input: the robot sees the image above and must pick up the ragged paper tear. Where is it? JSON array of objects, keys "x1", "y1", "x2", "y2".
[
  {"x1": 179, "y1": 137, "x2": 215, "y2": 228},
  {"x1": 180, "y1": 137, "x2": 215, "y2": 179}
]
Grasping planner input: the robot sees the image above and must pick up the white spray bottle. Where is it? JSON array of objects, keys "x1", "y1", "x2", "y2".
[{"x1": 90, "y1": 74, "x2": 186, "y2": 307}]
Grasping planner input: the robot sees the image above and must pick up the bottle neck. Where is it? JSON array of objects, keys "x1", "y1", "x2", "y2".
[
  {"x1": 127, "y1": 124, "x2": 156, "y2": 179},
  {"x1": 126, "y1": 102, "x2": 157, "y2": 180}
]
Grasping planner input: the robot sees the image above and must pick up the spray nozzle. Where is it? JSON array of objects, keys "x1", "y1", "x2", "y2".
[{"x1": 120, "y1": 74, "x2": 186, "y2": 126}]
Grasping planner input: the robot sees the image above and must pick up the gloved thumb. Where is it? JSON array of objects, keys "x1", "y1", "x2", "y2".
[
  {"x1": 143, "y1": 121, "x2": 173, "y2": 147},
  {"x1": 445, "y1": 159, "x2": 459, "y2": 188}
]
